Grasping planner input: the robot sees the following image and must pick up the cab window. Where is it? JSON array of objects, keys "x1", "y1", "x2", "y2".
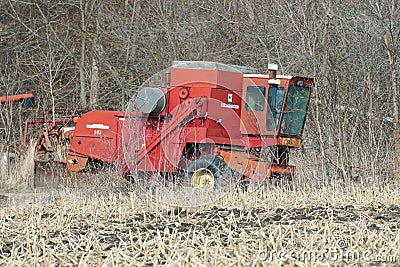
[
  {"x1": 266, "y1": 85, "x2": 285, "y2": 131},
  {"x1": 280, "y1": 85, "x2": 311, "y2": 136},
  {"x1": 245, "y1": 86, "x2": 266, "y2": 111}
]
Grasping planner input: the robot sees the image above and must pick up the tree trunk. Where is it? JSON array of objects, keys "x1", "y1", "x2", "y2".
[
  {"x1": 90, "y1": 57, "x2": 99, "y2": 109},
  {"x1": 79, "y1": 0, "x2": 87, "y2": 108},
  {"x1": 390, "y1": 57, "x2": 400, "y2": 179},
  {"x1": 385, "y1": 0, "x2": 400, "y2": 180}
]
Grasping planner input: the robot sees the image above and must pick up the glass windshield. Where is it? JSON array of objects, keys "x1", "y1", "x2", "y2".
[
  {"x1": 280, "y1": 85, "x2": 311, "y2": 136},
  {"x1": 266, "y1": 85, "x2": 285, "y2": 131}
]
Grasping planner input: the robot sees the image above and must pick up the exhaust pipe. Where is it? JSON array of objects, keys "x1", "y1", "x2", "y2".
[{"x1": 268, "y1": 64, "x2": 280, "y2": 85}]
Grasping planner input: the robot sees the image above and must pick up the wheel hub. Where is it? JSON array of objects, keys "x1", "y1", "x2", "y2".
[{"x1": 191, "y1": 168, "x2": 215, "y2": 188}]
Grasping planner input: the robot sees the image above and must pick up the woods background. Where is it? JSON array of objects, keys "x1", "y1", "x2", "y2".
[{"x1": 0, "y1": 0, "x2": 399, "y2": 183}]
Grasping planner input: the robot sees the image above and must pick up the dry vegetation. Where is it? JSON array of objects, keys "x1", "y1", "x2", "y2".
[
  {"x1": 0, "y1": 142, "x2": 35, "y2": 190},
  {"x1": 0, "y1": 154, "x2": 399, "y2": 266}
]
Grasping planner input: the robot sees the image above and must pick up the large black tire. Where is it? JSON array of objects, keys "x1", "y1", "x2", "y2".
[{"x1": 184, "y1": 155, "x2": 230, "y2": 188}]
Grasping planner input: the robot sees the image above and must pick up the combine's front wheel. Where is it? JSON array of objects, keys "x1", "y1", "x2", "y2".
[{"x1": 184, "y1": 155, "x2": 230, "y2": 188}]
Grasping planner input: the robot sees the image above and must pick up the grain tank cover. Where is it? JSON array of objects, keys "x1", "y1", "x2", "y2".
[
  {"x1": 172, "y1": 61, "x2": 257, "y2": 73},
  {"x1": 135, "y1": 87, "x2": 166, "y2": 115}
]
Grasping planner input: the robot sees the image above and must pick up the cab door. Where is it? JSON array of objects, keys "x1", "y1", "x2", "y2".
[{"x1": 240, "y1": 77, "x2": 268, "y2": 135}]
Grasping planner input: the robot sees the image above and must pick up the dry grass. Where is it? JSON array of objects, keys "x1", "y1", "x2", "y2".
[
  {"x1": 0, "y1": 175, "x2": 399, "y2": 266},
  {"x1": 0, "y1": 146, "x2": 399, "y2": 266},
  {"x1": 0, "y1": 142, "x2": 35, "y2": 190}
]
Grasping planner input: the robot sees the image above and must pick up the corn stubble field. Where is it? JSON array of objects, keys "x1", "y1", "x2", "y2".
[{"x1": 0, "y1": 148, "x2": 399, "y2": 266}]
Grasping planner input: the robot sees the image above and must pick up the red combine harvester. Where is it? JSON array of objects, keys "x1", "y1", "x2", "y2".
[{"x1": 61, "y1": 61, "x2": 313, "y2": 188}]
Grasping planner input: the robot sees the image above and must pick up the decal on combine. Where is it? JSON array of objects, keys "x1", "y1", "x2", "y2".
[
  {"x1": 86, "y1": 124, "x2": 110, "y2": 130},
  {"x1": 221, "y1": 103, "x2": 239, "y2": 109},
  {"x1": 228, "y1": 93, "x2": 233, "y2": 103}
]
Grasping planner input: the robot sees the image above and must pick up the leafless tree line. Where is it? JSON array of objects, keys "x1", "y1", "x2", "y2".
[{"x1": 0, "y1": 0, "x2": 399, "y2": 182}]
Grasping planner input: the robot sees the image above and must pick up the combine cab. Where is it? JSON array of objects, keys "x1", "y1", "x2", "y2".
[{"x1": 63, "y1": 61, "x2": 313, "y2": 188}]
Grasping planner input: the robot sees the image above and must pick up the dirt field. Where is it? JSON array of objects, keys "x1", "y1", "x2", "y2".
[{"x1": 0, "y1": 178, "x2": 399, "y2": 266}]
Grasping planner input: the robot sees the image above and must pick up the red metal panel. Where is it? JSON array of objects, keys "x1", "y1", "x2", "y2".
[
  {"x1": 69, "y1": 110, "x2": 126, "y2": 163},
  {"x1": 170, "y1": 68, "x2": 216, "y2": 88},
  {"x1": 241, "y1": 136, "x2": 279, "y2": 148},
  {"x1": 206, "y1": 92, "x2": 242, "y2": 140},
  {"x1": 217, "y1": 70, "x2": 243, "y2": 91},
  {"x1": 170, "y1": 68, "x2": 243, "y2": 90},
  {"x1": 138, "y1": 142, "x2": 185, "y2": 172}
]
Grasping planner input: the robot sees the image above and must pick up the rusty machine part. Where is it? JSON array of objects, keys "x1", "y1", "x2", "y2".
[
  {"x1": 29, "y1": 116, "x2": 79, "y2": 187},
  {"x1": 0, "y1": 93, "x2": 84, "y2": 186}
]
